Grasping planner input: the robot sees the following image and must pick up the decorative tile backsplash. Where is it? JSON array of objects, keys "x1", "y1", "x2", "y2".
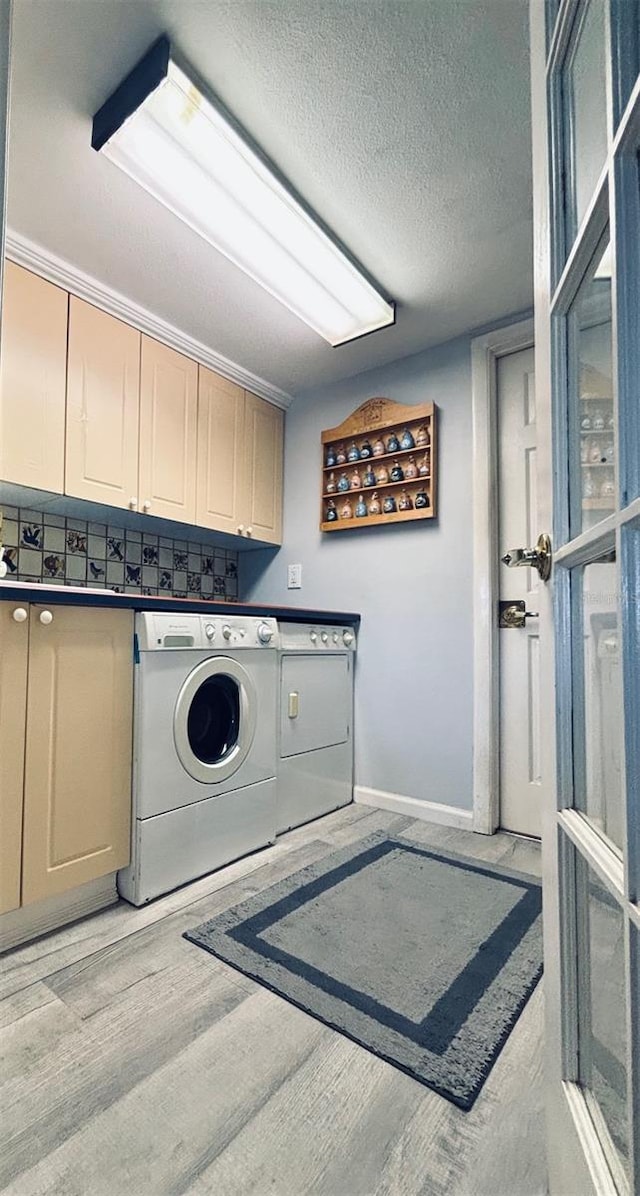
[{"x1": 0, "y1": 506, "x2": 239, "y2": 600}]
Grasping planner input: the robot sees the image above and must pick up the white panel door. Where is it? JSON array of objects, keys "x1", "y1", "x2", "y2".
[{"x1": 498, "y1": 347, "x2": 541, "y2": 838}]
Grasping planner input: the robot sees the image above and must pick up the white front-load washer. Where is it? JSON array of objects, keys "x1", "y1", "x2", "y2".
[{"x1": 118, "y1": 611, "x2": 279, "y2": 905}]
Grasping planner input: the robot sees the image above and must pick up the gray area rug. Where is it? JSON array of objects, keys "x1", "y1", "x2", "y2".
[{"x1": 185, "y1": 831, "x2": 543, "y2": 1109}]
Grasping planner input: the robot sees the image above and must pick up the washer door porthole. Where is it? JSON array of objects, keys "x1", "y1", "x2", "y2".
[{"x1": 174, "y1": 657, "x2": 257, "y2": 784}]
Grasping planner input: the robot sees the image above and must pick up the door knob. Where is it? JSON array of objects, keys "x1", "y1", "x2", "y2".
[
  {"x1": 143, "y1": 501, "x2": 151, "y2": 513},
  {"x1": 129, "y1": 497, "x2": 138, "y2": 510},
  {"x1": 237, "y1": 525, "x2": 244, "y2": 535},
  {"x1": 12, "y1": 607, "x2": 28, "y2": 623},
  {"x1": 39, "y1": 610, "x2": 54, "y2": 625},
  {"x1": 501, "y1": 532, "x2": 552, "y2": 581}
]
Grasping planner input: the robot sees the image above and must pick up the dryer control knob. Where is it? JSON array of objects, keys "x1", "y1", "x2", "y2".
[
  {"x1": 222, "y1": 624, "x2": 232, "y2": 640},
  {"x1": 257, "y1": 622, "x2": 273, "y2": 644},
  {"x1": 204, "y1": 623, "x2": 215, "y2": 640},
  {"x1": 343, "y1": 629, "x2": 355, "y2": 647},
  {"x1": 333, "y1": 632, "x2": 339, "y2": 643},
  {"x1": 321, "y1": 631, "x2": 329, "y2": 644},
  {"x1": 309, "y1": 630, "x2": 318, "y2": 643}
]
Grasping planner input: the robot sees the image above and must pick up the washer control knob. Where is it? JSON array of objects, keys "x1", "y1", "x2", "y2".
[
  {"x1": 39, "y1": 610, "x2": 54, "y2": 626},
  {"x1": 12, "y1": 607, "x2": 28, "y2": 623},
  {"x1": 309, "y1": 630, "x2": 318, "y2": 643},
  {"x1": 343, "y1": 629, "x2": 355, "y2": 647},
  {"x1": 321, "y1": 631, "x2": 329, "y2": 644},
  {"x1": 204, "y1": 623, "x2": 215, "y2": 640},
  {"x1": 222, "y1": 624, "x2": 232, "y2": 640},
  {"x1": 257, "y1": 622, "x2": 273, "y2": 644},
  {"x1": 333, "y1": 631, "x2": 339, "y2": 643}
]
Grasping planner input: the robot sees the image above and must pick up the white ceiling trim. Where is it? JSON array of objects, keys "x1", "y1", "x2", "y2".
[{"x1": 4, "y1": 230, "x2": 294, "y2": 410}]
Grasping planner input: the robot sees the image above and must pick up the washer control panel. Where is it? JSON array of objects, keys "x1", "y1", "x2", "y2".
[
  {"x1": 136, "y1": 612, "x2": 279, "y2": 651},
  {"x1": 278, "y1": 622, "x2": 357, "y2": 652}
]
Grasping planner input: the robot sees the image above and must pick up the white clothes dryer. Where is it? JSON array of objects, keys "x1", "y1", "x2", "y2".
[
  {"x1": 277, "y1": 622, "x2": 356, "y2": 833},
  {"x1": 118, "y1": 612, "x2": 279, "y2": 905}
]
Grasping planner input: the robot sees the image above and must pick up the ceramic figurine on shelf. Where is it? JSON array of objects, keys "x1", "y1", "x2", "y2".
[
  {"x1": 418, "y1": 455, "x2": 429, "y2": 477},
  {"x1": 416, "y1": 424, "x2": 430, "y2": 447},
  {"x1": 363, "y1": 465, "x2": 376, "y2": 487},
  {"x1": 582, "y1": 472, "x2": 596, "y2": 499},
  {"x1": 383, "y1": 494, "x2": 397, "y2": 513},
  {"x1": 326, "y1": 445, "x2": 337, "y2": 467},
  {"x1": 347, "y1": 441, "x2": 361, "y2": 462},
  {"x1": 325, "y1": 499, "x2": 338, "y2": 521},
  {"x1": 368, "y1": 492, "x2": 381, "y2": 515},
  {"x1": 375, "y1": 464, "x2": 389, "y2": 484},
  {"x1": 398, "y1": 489, "x2": 413, "y2": 511},
  {"x1": 606, "y1": 410, "x2": 615, "y2": 430},
  {"x1": 600, "y1": 474, "x2": 615, "y2": 498},
  {"x1": 337, "y1": 472, "x2": 350, "y2": 492},
  {"x1": 340, "y1": 498, "x2": 353, "y2": 519},
  {"x1": 350, "y1": 468, "x2": 362, "y2": 489},
  {"x1": 589, "y1": 440, "x2": 601, "y2": 463},
  {"x1": 604, "y1": 436, "x2": 614, "y2": 463},
  {"x1": 336, "y1": 443, "x2": 347, "y2": 465},
  {"x1": 373, "y1": 437, "x2": 385, "y2": 457},
  {"x1": 400, "y1": 428, "x2": 415, "y2": 450},
  {"x1": 386, "y1": 431, "x2": 400, "y2": 453},
  {"x1": 404, "y1": 455, "x2": 418, "y2": 479},
  {"x1": 580, "y1": 412, "x2": 592, "y2": 431},
  {"x1": 326, "y1": 471, "x2": 337, "y2": 493},
  {"x1": 415, "y1": 488, "x2": 430, "y2": 509},
  {"x1": 580, "y1": 440, "x2": 589, "y2": 465},
  {"x1": 360, "y1": 439, "x2": 373, "y2": 459},
  {"x1": 355, "y1": 496, "x2": 367, "y2": 518},
  {"x1": 390, "y1": 460, "x2": 404, "y2": 482},
  {"x1": 592, "y1": 407, "x2": 606, "y2": 431}
]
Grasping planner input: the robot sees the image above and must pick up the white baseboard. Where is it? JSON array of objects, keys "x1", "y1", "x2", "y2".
[
  {"x1": 354, "y1": 786, "x2": 474, "y2": 830},
  {"x1": 0, "y1": 873, "x2": 118, "y2": 953}
]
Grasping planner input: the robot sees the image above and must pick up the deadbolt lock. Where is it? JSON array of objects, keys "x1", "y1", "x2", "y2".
[{"x1": 499, "y1": 600, "x2": 539, "y2": 629}]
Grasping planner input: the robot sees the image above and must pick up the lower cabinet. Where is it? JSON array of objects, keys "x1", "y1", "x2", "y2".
[
  {"x1": 0, "y1": 603, "x2": 134, "y2": 913},
  {"x1": 0, "y1": 602, "x2": 29, "y2": 914}
]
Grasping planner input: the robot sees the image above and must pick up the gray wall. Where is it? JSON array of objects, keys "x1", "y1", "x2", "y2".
[{"x1": 242, "y1": 334, "x2": 475, "y2": 810}]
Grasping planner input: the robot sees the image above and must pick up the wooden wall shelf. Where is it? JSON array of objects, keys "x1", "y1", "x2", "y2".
[{"x1": 320, "y1": 398, "x2": 437, "y2": 531}]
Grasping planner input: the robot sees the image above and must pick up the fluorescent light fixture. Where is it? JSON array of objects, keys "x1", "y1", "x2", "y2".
[{"x1": 92, "y1": 36, "x2": 395, "y2": 346}]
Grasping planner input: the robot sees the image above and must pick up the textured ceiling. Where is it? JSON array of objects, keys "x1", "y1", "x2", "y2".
[{"x1": 7, "y1": 0, "x2": 532, "y2": 398}]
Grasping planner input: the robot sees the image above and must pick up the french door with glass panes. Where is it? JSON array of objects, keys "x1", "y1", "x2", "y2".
[{"x1": 530, "y1": 0, "x2": 640, "y2": 1192}]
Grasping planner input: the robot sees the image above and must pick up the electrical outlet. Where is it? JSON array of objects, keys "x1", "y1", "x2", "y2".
[{"x1": 287, "y1": 563, "x2": 302, "y2": 589}]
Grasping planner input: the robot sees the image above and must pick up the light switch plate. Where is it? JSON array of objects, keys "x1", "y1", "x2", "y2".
[{"x1": 287, "y1": 563, "x2": 302, "y2": 589}]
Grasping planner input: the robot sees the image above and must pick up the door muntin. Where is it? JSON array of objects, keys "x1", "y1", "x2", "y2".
[{"x1": 174, "y1": 657, "x2": 257, "y2": 784}]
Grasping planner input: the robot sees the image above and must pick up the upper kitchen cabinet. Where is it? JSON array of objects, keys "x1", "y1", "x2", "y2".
[
  {"x1": 196, "y1": 366, "x2": 246, "y2": 535},
  {"x1": 0, "y1": 261, "x2": 68, "y2": 493},
  {"x1": 66, "y1": 297, "x2": 141, "y2": 510},
  {"x1": 139, "y1": 335, "x2": 198, "y2": 523},
  {"x1": 244, "y1": 390, "x2": 284, "y2": 544}
]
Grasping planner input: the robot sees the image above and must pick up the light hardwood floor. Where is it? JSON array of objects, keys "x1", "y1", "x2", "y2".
[{"x1": 0, "y1": 806, "x2": 545, "y2": 1196}]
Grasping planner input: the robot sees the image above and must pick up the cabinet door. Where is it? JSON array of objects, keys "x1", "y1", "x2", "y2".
[
  {"x1": 0, "y1": 602, "x2": 29, "y2": 914},
  {"x1": 139, "y1": 336, "x2": 197, "y2": 523},
  {"x1": 196, "y1": 367, "x2": 246, "y2": 534},
  {"x1": 66, "y1": 297, "x2": 140, "y2": 509},
  {"x1": 0, "y1": 262, "x2": 68, "y2": 492},
  {"x1": 21, "y1": 606, "x2": 133, "y2": 904},
  {"x1": 243, "y1": 391, "x2": 284, "y2": 544}
]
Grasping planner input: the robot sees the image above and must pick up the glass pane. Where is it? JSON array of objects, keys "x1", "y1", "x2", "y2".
[
  {"x1": 563, "y1": 0, "x2": 608, "y2": 242},
  {"x1": 578, "y1": 864, "x2": 629, "y2": 1181},
  {"x1": 572, "y1": 553, "x2": 625, "y2": 852},
  {"x1": 569, "y1": 239, "x2": 614, "y2": 537}
]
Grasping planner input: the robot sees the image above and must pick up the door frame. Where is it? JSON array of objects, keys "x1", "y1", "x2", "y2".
[{"x1": 471, "y1": 316, "x2": 535, "y2": 835}]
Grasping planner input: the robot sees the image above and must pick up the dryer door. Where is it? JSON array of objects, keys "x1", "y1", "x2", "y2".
[
  {"x1": 174, "y1": 657, "x2": 257, "y2": 784},
  {"x1": 280, "y1": 654, "x2": 350, "y2": 758}
]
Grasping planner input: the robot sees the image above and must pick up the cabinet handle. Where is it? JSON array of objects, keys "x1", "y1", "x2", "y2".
[
  {"x1": 12, "y1": 607, "x2": 28, "y2": 623},
  {"x1": 39, "y1": 610, "x2": 54, "y2": 625},
  {"x1": 246, "y1": 527, "x2": 253, "y2": 537},
  {"x1": 143, "y1": 501, "x2": 151, "y2": 513},
  {"x1": 237, "y1": 524, "x2": 244, "y2": 535},
  {"x1": 129, "y1": 497, "x2": 138, "y2": 510}
]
